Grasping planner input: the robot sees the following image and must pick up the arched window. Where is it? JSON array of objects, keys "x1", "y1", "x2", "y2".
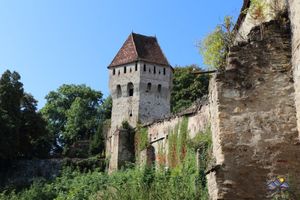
[
  {"x1": 127, "y1": 82, "x2": 134, "y2": 96},
  {"x1": 158, "y1": 84, "x2": 162, "y2": 93},
  {"x1": 146, "y1": 83, "x2": 152, "y2": 92},
  {"x1": 116, "y1": 85, "x2": 122, "y2": 98}
]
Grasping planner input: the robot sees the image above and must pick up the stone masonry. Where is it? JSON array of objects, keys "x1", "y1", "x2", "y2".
[
  {"x1": 107, "y1": 33, "x2": 173, "y2": 172},
  {"x1": 207, "y1": 17, "x2": 300, "y2": 199}
]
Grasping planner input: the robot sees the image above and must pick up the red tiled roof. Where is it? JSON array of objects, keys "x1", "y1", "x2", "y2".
[{"x1": 108, "y1": 33, "x2": 171, "y2": 68}]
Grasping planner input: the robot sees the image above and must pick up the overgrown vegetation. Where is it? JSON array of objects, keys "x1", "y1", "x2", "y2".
[
  {"x1": 171, "y1": 65, "x2": 209, "y2": 113},
  {"x1": 135, "y1": 123, "x2": 149, "y2": 159},
  {"x1": 199, "y1": 16, "x2": 234, "y2": 70},
  {"x1": 0, "y1": 163, "x2": 208, "y2": 200}
]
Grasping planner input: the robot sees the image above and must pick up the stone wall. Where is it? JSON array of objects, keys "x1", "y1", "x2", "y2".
[
  {"x1": 207, "y1": 18, "x2": 300, "y2": 199},
  {"x1": 288, "y1": 0, "x2": 300, "y2": 136},
  {"x1": 145, "y1": 100, "x2": 210, "y2": 166},
  {"x1": 236, "y1": 0, "x2": 287, "y2": 42}
]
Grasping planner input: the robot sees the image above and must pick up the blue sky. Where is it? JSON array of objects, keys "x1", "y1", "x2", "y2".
[{"x1": 0, "y1": 0, "x2": 242, "y2": 108}]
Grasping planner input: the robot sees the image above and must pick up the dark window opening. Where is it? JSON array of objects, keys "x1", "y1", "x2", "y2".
[
  {"x1": 149, "y1": 68, "x2": 151, "y2": 73},
  {"x1": 135, "y1": 63, "x2": 138, "y2": 71},
  {"x1": 130, "y1": 68, "x2": 132, "y2": 73},
  {"x1": 113, "y1": 69, "x2": 116, "y2": 75},
  {"x1": 163, "y1": 68, "x2": 166, "y2": 75},
  {"x1": 158, "y1": 84, "x2": 162, "y2": 93},
  {"x1": 129, "y1": 111, "x2": 133, "y2": 117},
  {"x1": 118, "y1": 70, "x2": 120, "y2": 75},
  {"x1": 127, "y1": 82, "x2": 134, "y2": 97},
  {"x1": 144, "y1": 64, "x2": 146, "y2": 72},
  {"x1": 124, "y1": 66, "x2": 127, "y2": 74},
  {"x1": 154, "y1": 66, "x2": 156, "y2": 74},
  {"x1": 159, "y1": 70, "x2": 161, "y2": 74},
  {"x1": 116, "y1": 85, "x2": 122, "y2": 98},
  {"x1": 146, "y1": 83, "x2": 152, "y2": 92}
]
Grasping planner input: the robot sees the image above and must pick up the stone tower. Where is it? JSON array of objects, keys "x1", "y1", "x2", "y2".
[{"x1": 107, "y1": 33, "x2": 173, "y2": 171}]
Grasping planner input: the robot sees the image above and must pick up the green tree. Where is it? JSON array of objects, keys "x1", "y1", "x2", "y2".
[
  {"x1": 0, "y1": 70, "x2": 23, "y2": 159},
  {"x1": 41, "y1": 84, "x2": 103, "y2": 154},
  {"x1": 19, "y1": 93, "x2": 53, "y2": 158},
  {"x1": 171, "y1": 65, "x2": 209, "y2": 113},
  {"x1": 199, "y1": 16, "x2": 234, "y2": 70}
]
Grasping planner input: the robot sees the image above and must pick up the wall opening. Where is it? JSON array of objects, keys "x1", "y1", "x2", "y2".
[
  {"x1": 146, "y1": 83, "x2": 152, "y2": 92},
  {"x1": 154, "y1": 66, "x2": 156, "y2": 74},
  {"x1": 113, "y1": 69, "x2": 116, "y2": 75},
  {"x1": 158, "y1": 84, "x2": 162, "y2": 93},
  {"x1": 163, "y1": 68, "x2": 166, "y2": 75},
  {"x1": 144, "y1": 64, "x2": 146, "y2": 72},
  {"x1": 124, "y1": 66, "x2": 127, "y2": 74},
  {"x1": 116, "y1": 85, "x2": 122, "y2": 98},
  {"x1": 135, "y1": 63, "x2": 138, "y2": 71},
  {"x1": 127, "y1": 82, "x2": 134, "y2": 97}
]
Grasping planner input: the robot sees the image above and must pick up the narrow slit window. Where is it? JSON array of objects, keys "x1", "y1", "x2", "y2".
[
  {"x1": 154, "y1": 66, "x2": 156, "y2": 74},
  {"x1": 135, "y1": 63, "x2": 138, "y2": 71},
  {"x1": 124, "y1": 66, "x2": 127, "y2": 74},
  {"x1": 146, "y1": 83, "x2": 152, "y2": 92},
  {"x1": 158, "y1": 84, "x2": 162, "y2": 93},
  {"x1": 127, "y1": 82, "x2": 134, "y2": 97},
  {"x1": 116, "y1": 85, "x2": 122, "y2": 98},
  {"x1": 113, "y1": 69, "x2": 116, "y2": 75},
  {"x1": 144, "y1": 64, "x2": 146, "y2": 72},
  {"x1": 163, "y1": 68, "x2": 166, "y2": 75}
]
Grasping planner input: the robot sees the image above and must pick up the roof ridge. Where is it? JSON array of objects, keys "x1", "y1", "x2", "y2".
[{"x1": 130, "y1": 33, "x2": 139, "y2": 61}]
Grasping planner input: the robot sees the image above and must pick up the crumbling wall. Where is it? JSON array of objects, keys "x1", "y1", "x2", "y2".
[
  {"x1": 146, "y1": 102, "x2": 210, "y2": 166},
  {"x1": 288, "y1": 0, "x2": 300, "y2": 136},
  {"x1": 207, "y1": 19, "x2": 300, "y2": 199}
]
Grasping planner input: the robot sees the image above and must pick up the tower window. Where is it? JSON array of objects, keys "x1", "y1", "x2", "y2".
[
  {"x1": 124, "y1": 66, "x2": 127, "y2": 74},
  {"x1": 163, "y1": 68, "x2": 166, "y2": 75},
  {"x1": 149, "y1": 68, "x2": 151, "y2": 73},
  {"x1": 159, "y1": 70, "x2": 161, "y2": 74},
  {"x1": 127, "y1": 82, "x2": 134, "y2": 97},
  {"x1": 130, "y1": 68, "x2": 132, "y2": 73},
  {"x1": 135, "y1": 63, "x2": 138, "y2": 71},
  {"x1": 154, "y1": 66, "x2": 156, "y2": 74},
  {"x1": 118, "y1": 70, "x2": 120, "y2": 75},
  {"x1": 146, "y1": 83, "x2": 152, "y2": 92},
  {"x1": 113, "y1": 69, "x2": 116, "y2": 75},
  {"x1": 116, "y1": 85, "x2": 122, "y2": 98},
  {"x1": 158, "y1": 84, "x2": 162, "y2": 93},
  {"x1": 144, "y1": 64, "x2": 146, "y2": 72}
]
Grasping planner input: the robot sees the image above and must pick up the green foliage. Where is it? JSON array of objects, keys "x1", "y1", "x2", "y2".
[
  {"x1": 41, "y1": 84, "x2": 104, "y2": 154},
  {"x1": 171, "y1": 65, "x2": 209, "y2": 113},
  {"x1": 199, "y1": 16, "x2": 234, "y2": 70},
  {"x1": 247, "y1": 0, "x2": 269, "y2": 22},
  {"x1": 0, "y1": 162, "x2": 208, "y2": 200},
  {"x1": 135, "y1": 123, "x2": 149, "y2": 157},
  {"x1": 0, "y1": 70, "x2": 51, "y2": 159}
]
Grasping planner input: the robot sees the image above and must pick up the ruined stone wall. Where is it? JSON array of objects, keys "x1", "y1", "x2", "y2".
[
  {"x1": 288, "y1": 0, "x2": 300, "y2": 136},
  {"x1": 207, "y1": 19, "x2": 300, "y2": 199},
  {"x1": 236, "y1": 0, "x2": 287, "y2": 42},
  {"x1": 145, "y1": 102, "x2": 210, "y2": 166}
]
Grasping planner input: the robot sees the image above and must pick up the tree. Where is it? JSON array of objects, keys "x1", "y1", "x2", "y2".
[
  {"x1": 41, "y1": 84, "x2": 104, "y2": 154},
  {"x1": 171, "y1": 65, "x2": 209, "y2": 113},
  {"x1": 19, "y1": 93, "x2": 52, "y2": 158},
  {"x1": 0, "y1": 70, "x2": 50, "y2": 159},
  {"x1": 199, "y1": 16, "x2": 234, "y2": 70},
  {"x1": 0, "y1": 70, "x2": 23, "y2": 159}
]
